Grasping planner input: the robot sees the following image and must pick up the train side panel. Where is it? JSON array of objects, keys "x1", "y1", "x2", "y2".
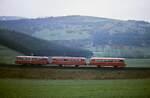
[
  {"x1": 51, "y1": 57, "x2": 86, "y2": 66},
  {"x1": 15, "y1": 56, "x2": 49, "y2": 65},
  {"x1": 89, "y1": 58, "x2": 126, "y2": 67}
]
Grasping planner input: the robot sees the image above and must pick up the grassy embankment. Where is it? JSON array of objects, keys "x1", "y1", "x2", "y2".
[
  {"x1": 0, "y1": 45, "x2": 23, "y2": 64},
  {"x1": 0, "y1": 79, "x2": 150, "y2": 98}
]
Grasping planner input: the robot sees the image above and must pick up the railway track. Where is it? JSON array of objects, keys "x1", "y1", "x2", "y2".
[
  {"x1": 0, "y1": 64, "x2": 150, "y2": 70},
  {"x1": 0, "y1": 64, "x2": 150, "y2": 79}
]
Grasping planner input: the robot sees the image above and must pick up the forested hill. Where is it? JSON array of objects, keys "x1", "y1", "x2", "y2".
[
  {"x1": 0, "y1": 15, "x2": 150, "y2": 58},
  {"x1": 0, "y1": 15, "x2": 150, "y2": 47},
  {"x1": 0, "y1": 29, "x2": 93, "y2": 57}
]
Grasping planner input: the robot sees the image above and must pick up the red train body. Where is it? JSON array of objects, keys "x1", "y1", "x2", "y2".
[
  {"x1": 15, "y1": 56, "x2": 49, "y2": 65},
  {"x1": 15, "y1": 56, "x2": 126, "y2": 67},
  {"x1": 89, "y1": 57, "x2": 126, "y2": 68},
  {"x1": 51, "y1": 57, "x2": 86, "y2": 67}
]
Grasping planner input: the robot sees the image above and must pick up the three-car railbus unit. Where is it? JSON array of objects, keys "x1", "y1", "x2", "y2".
[{"x1": 15, "y1": 56, "x2": 126, "y2": 68}]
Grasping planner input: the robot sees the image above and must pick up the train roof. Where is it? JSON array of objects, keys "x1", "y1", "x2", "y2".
[
  {"x1": 90, "y1": 57, "x2": 125, "y2": 60},
  {"x1": 16, "y1": 56, "x2": 49, "y2": 58},
  {"x1": 51, "y1": 56, "x2": 86, "y2": 59}
]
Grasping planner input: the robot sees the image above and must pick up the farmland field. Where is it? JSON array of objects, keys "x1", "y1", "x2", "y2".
[
  {"x1": 126, "y1": 59, "x2": 150, "y2": 67},
  {"x1": 0, "y1": 79, "x2": 150, "y2": 98}
]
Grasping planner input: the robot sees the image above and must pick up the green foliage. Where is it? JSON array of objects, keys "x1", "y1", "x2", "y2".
[
  {"x1": 126, "y1": 59, "x2": 150, "y2": 67},
  {"x1": 0, "y1": 29, "x2": 93, "y2": 57},
  {"x1": 0, "y1": 45, "x2": 23, "y2": 64},
  {"x1": 0, "y1": 79, "x2": 150, "y2": 98},
  {"x1": 0, "y1": 15, "x2": 150, "y2": 58}
]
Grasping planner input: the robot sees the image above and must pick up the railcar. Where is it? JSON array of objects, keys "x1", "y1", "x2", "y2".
[
  {"x1": 89, "y1": 57, "x2": 126, "y2": 68},
  {"x1": 15, "y1": 56, "x2": 126, "y2": 68},
  {"x1": 51, "y1": 56, "x2": 86, "y2": 67},
  {"x1": 15, "y1": 56, "x2": 49, "y2": 65}
]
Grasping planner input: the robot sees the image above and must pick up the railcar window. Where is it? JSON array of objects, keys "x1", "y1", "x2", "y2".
[
  {"x1": 39, "y1": 58, "x2": 43, "y2": 61},
  {"x1": 95, "y1": 59, "x2": 102, "y2": 62},
  {"x1": 103, "y1": 60, "x2": 107, "y2": 62},
  {"x1": 119, "y1": 60, "x2": 124, "y2": 62},
  {"x1": 64, "y1": 59, "x2": 68, "y2": 61},
  {"x1": 114, "y1": 60, "x2": 119, "y2": 62},
  {"x1": 74, "y1": 59, "x2": 77, "y2": 62},
  {"x1": 113, "y1": 60, "x2": 116, "y2": 62},
  {"x1": 103, "y1": 60, "x2": 106, "y2": 62},
  {"x1": 32, "y1": 58, "x2": 36, "y2": 60},
  {"x1": 17, "y1": 58, "x2": 21, "y2": 60},
  {"x1": 92, "y1": 59, "x2": 95, "y2": 61},
  {"x1": 109, "y1": 60, "x2": 112, "y2": 62},
  {"x1": 81, "y1": 59, "x2": 84, "y2": 61}
]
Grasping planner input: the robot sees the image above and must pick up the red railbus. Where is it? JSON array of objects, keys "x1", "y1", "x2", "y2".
[
  {"x1": 15, "y1": 56, "x2": 49, "y2": 65},
  {"x1": 89, "y1": 57, "x2": 126, "y2": 68},
  {"x1": 51, "y1": 57, "x2": 86, "y2": 67}
]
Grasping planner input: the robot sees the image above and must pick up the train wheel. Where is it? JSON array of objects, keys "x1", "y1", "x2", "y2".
[
  {"x1": 75, "y1": 65, "x2": 79, "y2": 67},
  {"x1": 59, "y1": 65, "x2": 63, "y2": 67},
  {"x1": 114, "y1": 66, "x2": 118, "y2": 68},
  {"x1": 97, "y1": 65, "x2": 101, "y2": 68}
]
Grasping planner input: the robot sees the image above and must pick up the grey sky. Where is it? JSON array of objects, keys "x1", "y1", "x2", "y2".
[{"x1": 0, "y1": 0, "x2": 150, "y2": 21}]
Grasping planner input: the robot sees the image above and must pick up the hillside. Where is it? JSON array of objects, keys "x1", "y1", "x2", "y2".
[
  {"x1": 0, "y1": 15, "x2": 150, "y2": 58},
  {"x1": 0, "y1": 29, "x2": 92, "y2": 57},
  {"x1": 0, "y1": 16, "x2": 26, "y2": 21},
  {"x1": 0, "y1": 45, "x2": 23, "y2": 64}
]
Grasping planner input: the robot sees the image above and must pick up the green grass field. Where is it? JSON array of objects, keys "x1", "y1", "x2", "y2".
[
  {"x1": 0, "y1": 45, "x2": 23, "y2": 64},
  {"x1": 0, "y1": 79, "x2": 150, "y2": 98},
  {"x1": 126, "y1": 59, "x2": 150, "y2": 67}
]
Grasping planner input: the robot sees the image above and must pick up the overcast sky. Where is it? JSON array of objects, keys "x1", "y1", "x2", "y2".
[{"x1": 0, "y1": 0, "x2": 150, "y2": 21}]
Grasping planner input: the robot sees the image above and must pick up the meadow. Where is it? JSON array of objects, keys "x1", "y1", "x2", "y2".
[
  {"x1": 0, "y1": 45, "x2": 150, "y2": 98},
  {"x1": 0, "y1": 79, "x2": 150, "y2": 98}
]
